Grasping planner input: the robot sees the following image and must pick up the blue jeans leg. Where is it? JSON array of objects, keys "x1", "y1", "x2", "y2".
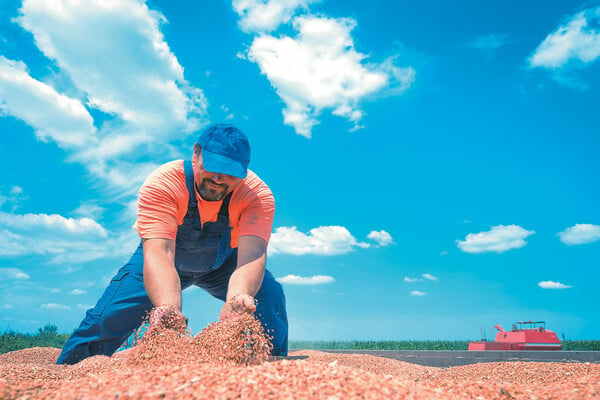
[
  {"x1": 254, "y1": 270, "x2": 288, "y2": 356},
  {"x1": 56, "y1": 246, "x2": 153, "y2": 365},
  {"x1": 194, "y1": 258, "x2": 289, "y2": 356}
]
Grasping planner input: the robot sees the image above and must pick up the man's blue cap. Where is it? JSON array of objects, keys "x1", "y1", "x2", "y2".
[{"x1": 196, "y1": 124, "x2": 251, "y2": 179}]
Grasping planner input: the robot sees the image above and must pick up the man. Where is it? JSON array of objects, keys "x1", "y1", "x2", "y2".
[{"x1": 57, "y1": 124, "x2": 288, "y2": 364}]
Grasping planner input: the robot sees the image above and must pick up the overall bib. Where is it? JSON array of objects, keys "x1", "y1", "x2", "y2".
[{"x1": 57, "y1": 161, "x2": 288, "y2": 364}]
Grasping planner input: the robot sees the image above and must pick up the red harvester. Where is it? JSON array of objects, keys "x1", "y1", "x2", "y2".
[{"x1": 468, "y1": 320, "x2": 563, "y2": 351}]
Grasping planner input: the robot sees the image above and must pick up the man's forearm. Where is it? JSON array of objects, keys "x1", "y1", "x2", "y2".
[
  {"x1": 143, "y1": 239, "x2": 182, "y2": 311},
  {"x1": 226, "y1": 235, "x2": 268, "y2": 302},
  {"x1": 144, "y1": 259, "x2": 182, "y2": 310},
  {"x1": 226, "y1": 254, "x2": 266, "y2": 301}
]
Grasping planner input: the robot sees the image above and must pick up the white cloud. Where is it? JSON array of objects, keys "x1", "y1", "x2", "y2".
[
  {"x1": 232, "y1": 0, "x2": 317, "y2": 32},
  {"x1": 410, "y1": 290, "x2": 427, "y2": 296},
  {"x1": 0, "y1": 0, "x2": 208, "y2": 193},
  {"x1": 0, "y1": 56, "x2": 96, "y2": 148},
  {"x1": 538, "y1": 281, "x2": 572, "y2": 289},
  {"x1": 0, "y1": 268, "x2": 31, "y2": 280},
  {"x1": 366, "y1": 230, "x2": 394, "y2": 247},
  {"x1": 422, "y1": 273, "x2": 438, "y2": 281},
  {"x1": 247, "y1": 15, "x2": 415, "y2": 137},
  {"x1": 41, "y1": 303, "x2": 71, "y2": 310},
  {"x1": 405, "y1": 273, "x2": 437, "y2": 283},
  {"x1": 0, "y1": 211, "x2": 107, "y2": 239},
  {"x1": 277, "y1": 274, "x2": 334, "y2": 285},
  {"x1": 83, "y1": 159, "x2": 161, "y2": 197},
  {"x1": 9, "y1": 186, "x2": 23, "y2": 196},
  {"x1": 528, "y1": 6, "x2": 600, "y2": 69},
  {"x1": 70, "y1": 289, "x2": 86, "y2": 295},
  {"x1": 71, "y1": 201, "x2": 105, "y2": 221},
  {"x1": 50, "y1": 288, "x2": 61, "y2": 293},
  {"x1": 440, "y1": 251, "x2": 448, "y2": 256},
  {"x1": 2, "y1": 305, "x2": 14, "y2": 309},
  {"x1": 0, "y1": 185, "x2": 28, "y2": 213},
  {"x1": 470, "y1": 33, "x2": 507, "y2": 51},
  {"x1": 268, "y1": 225, "x2": 370, "y2": 255},
  {"x1": 15, "y1": 0, "x2": 206, "y2": 136},
  {"x1": 77, "y1": 304, "x2": 93, "y2": 310},
  {"x1": 0, "y1": 210, "x2": 138, "y2": 264},
  {"x1": 456, "y1": 225, "x2": 535, "y2": 254},
  {"x1": 558, "y1": 224, "x2": 600, "y2": 245},
  {"x1": 220, "y1": 105, "x2": 234, "y2": 121}
]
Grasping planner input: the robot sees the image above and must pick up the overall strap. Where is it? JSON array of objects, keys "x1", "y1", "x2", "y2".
[
  {"x1": 183, "y1": 161, "x2": 199, "y2": 227},
  {"x1": 183, "y1": 160, "x2": 197, "y2": 209},
  {"x1": 218, "y1": 191, "x2": 232, "y2": 217}
]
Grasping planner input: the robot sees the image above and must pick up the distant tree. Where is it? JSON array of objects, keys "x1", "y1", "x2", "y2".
[
  {"x1": 0, "y1": 325, "x2": 70, "y2": 354},
  {"x1": 38, "y1": 324, "x2": 59, "y2": 336}
]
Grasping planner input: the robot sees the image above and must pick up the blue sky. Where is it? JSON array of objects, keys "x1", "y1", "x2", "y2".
[{"x1": 1, "y1": 0, "x2": 599, "y2": 341}]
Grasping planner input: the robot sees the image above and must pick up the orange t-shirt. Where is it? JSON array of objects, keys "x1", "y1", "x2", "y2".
[{"x1": 133, "y1": 160, "x2": 275, "y2": 248}]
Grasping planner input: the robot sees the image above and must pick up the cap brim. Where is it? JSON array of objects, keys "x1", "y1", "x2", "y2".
[{"x1": 202, "y1": 148, "x2": 248, "y2": 179}]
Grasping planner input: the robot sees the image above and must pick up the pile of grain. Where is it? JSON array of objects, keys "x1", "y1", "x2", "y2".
[
  {"x1": 194, "y1": 313, "x2": 272, "y2": 365},
  {"x1": 2, "y1": 348, "x2": 600, "y2": 399},
  {"x1": 128, "y1": 312, "x2": 272, "y2": 367},
  {"x1": 1, "y1": 312, "x2": 598, "y2": 399}
]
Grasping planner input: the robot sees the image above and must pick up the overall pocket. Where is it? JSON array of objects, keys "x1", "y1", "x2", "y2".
[{"x1": 89, "y1": 269, "x2": 128, "y2": 317}]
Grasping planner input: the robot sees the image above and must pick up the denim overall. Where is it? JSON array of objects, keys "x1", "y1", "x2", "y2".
[{"x1": 57, "y1": 161, "x2": 288, "y2": 364}]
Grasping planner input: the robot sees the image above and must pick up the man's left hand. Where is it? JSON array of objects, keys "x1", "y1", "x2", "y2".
[
  {"x1": 147, "y1": 305, "x2": 187, "y2": 334},
  {"x1": 220, "y1": 294, "x2": 257, "y2": 321}
]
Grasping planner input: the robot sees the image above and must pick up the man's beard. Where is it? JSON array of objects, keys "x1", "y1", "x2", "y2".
[{"x1": 196, "y1": 179, "x2": 229, "y2": 201}]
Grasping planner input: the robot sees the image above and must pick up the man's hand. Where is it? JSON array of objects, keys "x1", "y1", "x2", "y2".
[
  {"x1": 219, "y1": 294, "x2": 257, "y2": 321},
  {"x1": 147, "y1": 305, "x2": 187, "y2": 334}
]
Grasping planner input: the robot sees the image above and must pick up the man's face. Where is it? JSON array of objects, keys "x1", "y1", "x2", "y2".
[{"x1": 192, "y1": 145, "x2": 243, "y2": 201}]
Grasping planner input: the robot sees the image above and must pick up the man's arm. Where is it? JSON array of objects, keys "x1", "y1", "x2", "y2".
[
  {"x1": 142, "y1": 238, "x2": 182, "y2": 311},
  {"x1": 221, "y1": 235, "x2": 268, "y2": 319}
]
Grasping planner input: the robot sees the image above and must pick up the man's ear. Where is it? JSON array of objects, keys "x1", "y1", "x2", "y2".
[{"x1": 193, "y1": 143, "x2": 201, "y2": 162}]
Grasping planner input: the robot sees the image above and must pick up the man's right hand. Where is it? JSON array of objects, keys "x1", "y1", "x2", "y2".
[
  {"x1": 147, "y1": 305, "x2": 187, "y2": 334},
  {"x1": 219, "y1": 294, "x2": 257, "y2": 321}
]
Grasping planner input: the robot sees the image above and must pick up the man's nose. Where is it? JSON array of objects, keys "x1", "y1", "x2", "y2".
[{"x1": 210, "y1": 173, "x2": 225, "y2": 184}]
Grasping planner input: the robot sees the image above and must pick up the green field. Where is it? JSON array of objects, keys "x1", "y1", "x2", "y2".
[
  {"x1": 289, "y1": 340, "x2": 600, "y2": 351},
  {"x1": 1, "y1": 326, "x2": 599, "y2": 355},
  {"x1": 289, "y1": 340, "x2": 471, "y2": 350}
]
